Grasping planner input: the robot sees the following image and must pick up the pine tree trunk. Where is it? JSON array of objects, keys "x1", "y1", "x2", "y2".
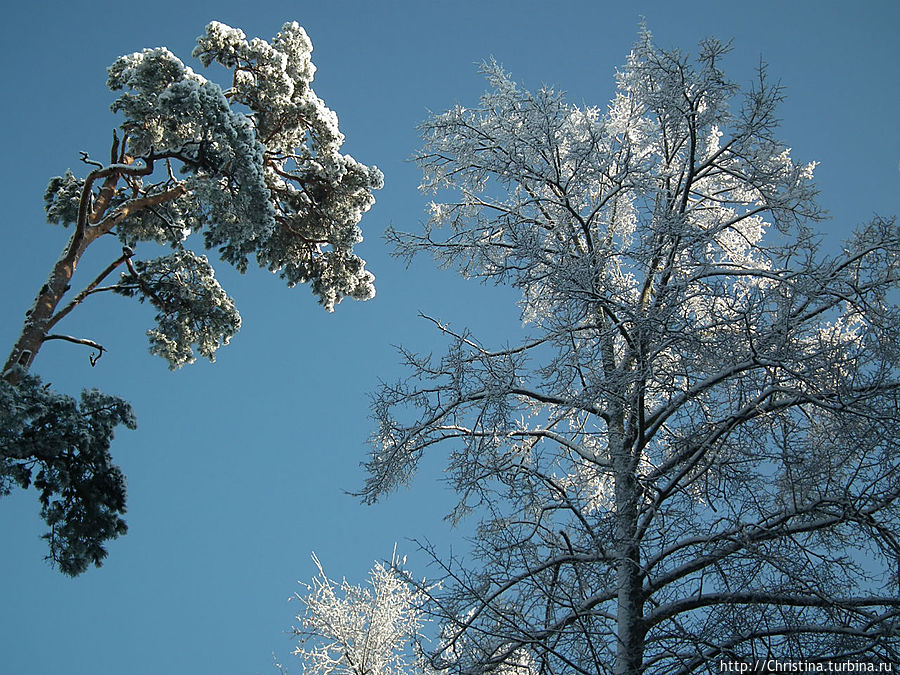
[{"x1": 2, "y1": 231, "x2": 87, "y2": 384}]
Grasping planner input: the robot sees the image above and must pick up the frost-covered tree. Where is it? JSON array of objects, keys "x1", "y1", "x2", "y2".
[
  {"x1": 363, "y1": 30, "x2": 900, "y2": 673},
  {"x1": 1, "y1": 21, "x2": 382, "y2": 576},
  {"x1": 290, "y1": 552, "x2": 431, "y2": 675}
]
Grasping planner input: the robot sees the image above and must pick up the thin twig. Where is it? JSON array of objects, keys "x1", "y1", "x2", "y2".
[
  {"x1": 42, "y1": 334, "x2": 106, "y2": 366},
  {"x1": 79, "y1": 151, "x2": 103, "y2": 169}
]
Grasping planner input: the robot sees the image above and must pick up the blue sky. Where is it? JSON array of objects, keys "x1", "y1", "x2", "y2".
[{"x1": 1, "y1": 1, "x2": 897, "y2": 673}]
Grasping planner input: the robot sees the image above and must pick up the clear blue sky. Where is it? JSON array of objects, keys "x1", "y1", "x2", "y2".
[{"x1": 1, "y1": 2, "x2": 897, "y2": 673}]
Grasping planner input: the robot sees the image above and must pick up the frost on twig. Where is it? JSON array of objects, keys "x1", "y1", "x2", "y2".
[{"x1": 291, "y1": 550, "x2": 434, "y2": 675}]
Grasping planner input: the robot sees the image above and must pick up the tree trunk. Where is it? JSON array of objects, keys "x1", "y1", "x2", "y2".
[
  {"x1": 2, "y1": 230, "x2": 89, "y2": 384},
  {"x1": 611, "y1": 411, "x2": 645, "y2": 675}
]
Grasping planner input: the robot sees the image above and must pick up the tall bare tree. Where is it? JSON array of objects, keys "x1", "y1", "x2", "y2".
[
  {"x1": 361, "y1": 30, "x2": 900, "y2": 674},
  {"x1": 1, "y1": 21, "x2": 382, "y2": 575}
]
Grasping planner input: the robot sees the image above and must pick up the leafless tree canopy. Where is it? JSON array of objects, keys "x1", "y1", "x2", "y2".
[{"x1": 364, "y1": 30, "x2": 900, "y2": 674}]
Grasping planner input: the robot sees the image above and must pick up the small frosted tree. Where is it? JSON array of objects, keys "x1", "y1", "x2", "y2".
[
  {"x1": 1, "y1": 21, "x2": 382, "y2": 575},
  {"x1": 290, "y1": 552, "x2": 431, "y2": 675},
  {"x1": 364, "y1": 30, "x2": 900, "y2": 673}
]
